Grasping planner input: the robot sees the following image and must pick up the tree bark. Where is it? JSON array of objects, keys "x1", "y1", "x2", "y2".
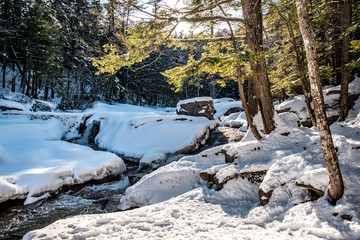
[
  {"x1": 2, "y1": 61, "x2": 6, "y2": 88},
  {"x1": 241, "y1": 0, "x2": 276, "y2": 134},
  {"x1": 296, "y1": 0, "x2": 344, "y2": 201},
  {"x1": 339, "y1": 0, "x2": 352, "y2": 121},
  {"x1": 218, "y1": 3, "x2": 262, "y2": 140}
]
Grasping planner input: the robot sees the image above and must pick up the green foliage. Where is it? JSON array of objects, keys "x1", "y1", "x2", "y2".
[
  {"x1": 162, "y1": 40, "x2": 249, "y2": 92},
  {"x1": 349, "y1": 40, "x2": 360, "y2": 71},
  {"x1": 92, "y1": 21, "x2": 180, "y2": 76}
]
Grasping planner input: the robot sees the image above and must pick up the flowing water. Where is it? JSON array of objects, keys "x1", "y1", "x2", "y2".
[{"x1": 0, "y1": 162, "x2": 140, "y2": 240}]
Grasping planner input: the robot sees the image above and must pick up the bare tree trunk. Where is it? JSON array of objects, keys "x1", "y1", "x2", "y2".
[
  {"x1": 44, "y1": 77, "x2": 49, "y2": 101},
  {"x1": 241, "y1": 0, "x2": 276, "y2": 134},
  {"x1": 2, "y1": 61, "x2": 5, "y2": 88},
  {"x1": 339, "y1": 0, "x2": 352, "y2": 121},
  {"x1": 296, "y1": 0, "x2": 344, "y2": 201}
]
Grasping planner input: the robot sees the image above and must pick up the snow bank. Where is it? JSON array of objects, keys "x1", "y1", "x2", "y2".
[
  {"x1": 85, "y1": 103, "x2": 217, "y2": 166},
  {"x1": 0, "y1": 99, "x2": 28, "y2": 111},
  {"x1": 0, "y1": 115, "x2": 125, "y2": 204},
  {"x1": 0, "y1": 90, "x2": 57, "y2": 112},
  {"x1": 219, "y1": 111, "x2": 248, "y2": 130},
  {"x1": 213, "y1": 98, "x2": 242, "y2": 119}
]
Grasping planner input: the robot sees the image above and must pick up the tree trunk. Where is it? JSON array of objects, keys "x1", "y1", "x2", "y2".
[
  {"x1": 11, "y1": 75, "x2": 16, "y2": 92},
  {"x1": 2, "y1": 61, "x2": 6, "y2": 88},
  {"x1": 339, "y1": 0, "x2": 352, "y2": 121},
  {"x1": 44, "y1": 77, "x2": 49, "y2": 101},
  {"x1": 333, "y1": 0, "x2": 343, "y2": 86},
  {"x1": 218, "y1": 3, "x2": 262, "y2": 140},
  {"x1": 296, "y1": 0, "x2": 344, "y2": 201},
  {"x1": 241, "y1": 0, "x2": 276, "y2": 134}
]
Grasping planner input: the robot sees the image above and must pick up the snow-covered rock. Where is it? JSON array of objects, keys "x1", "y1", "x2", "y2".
[
  {"x1": 213, "y1": 98, "x2": 242, "y2": 119},
  {"x1": 176, "y1": 97, "x2": 215, "y2": 120},
  {"x1": 0, "y1": 115, "x2": 126, "y2": 205}
]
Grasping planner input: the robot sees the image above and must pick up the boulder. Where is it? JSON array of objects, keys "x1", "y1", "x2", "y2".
[{"x1": 176, "y1": 97, "x2": 214, "y2": 120}]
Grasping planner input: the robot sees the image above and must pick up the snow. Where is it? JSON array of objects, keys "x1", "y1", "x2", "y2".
[
  {"x1": 220, "y1": 111, "x2": 248, "y2": 130},
  {"x1": 0, "y1": 99, "x2": 27, "y2": 111},
  {"x1": 213, "y1": 98, "x2": 242, "y2": 119},
  {"x1": 23, "y1": 80, "x2": 360, "y2": 239}
]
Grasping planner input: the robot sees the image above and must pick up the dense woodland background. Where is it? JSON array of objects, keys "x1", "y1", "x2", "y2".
[{"x1": 0, "y1": 0, "x2": 359, "y2": 110}]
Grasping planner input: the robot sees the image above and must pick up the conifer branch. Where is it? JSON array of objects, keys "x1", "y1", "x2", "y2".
[{"x1": 169, "y1": 36, "x2": 246, "y2": 43}]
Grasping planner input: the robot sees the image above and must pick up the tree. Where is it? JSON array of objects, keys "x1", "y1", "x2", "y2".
[
  {"x1": 241, "y1": 0, "x2": 275, "y2": 134},
  {"x1": 338, "y1": 0, "x2": 352, "y2": 121},
  {"x1": 92, "y1": 0, "x2": 276, "y2": 138},
  {"x1": 296, "y1": 0, "x2": 344, "y2": 201}
]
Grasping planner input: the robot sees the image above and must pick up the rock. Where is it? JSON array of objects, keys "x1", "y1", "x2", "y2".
[
  {"x1": 199, "y1": 171, "x2": 216, "y2": 185},
  {"x1": 220, "y1": 149, "x2": 236, "y2": 163},
  {"x1": 215, "y1": 169, "x2": 267, "y2": 189},
  {"x1": 259, "y1": 188, "x2": 273, "y2": 206},
  {"x1": 223, "y1": 107, "x2": 242, "y2": 116},
  {"x1": 176, "y1": 97, "x2": 214, "y2": 120},
  {"x1": 206, "y1": 127, "x2": 245, "y2": 147}
]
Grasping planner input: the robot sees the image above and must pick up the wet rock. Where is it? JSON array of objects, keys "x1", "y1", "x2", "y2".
[{"x1": 176, "y1": 97, "x2": 214, "y2": 120}]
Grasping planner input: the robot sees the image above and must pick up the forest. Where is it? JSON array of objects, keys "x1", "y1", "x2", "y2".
[
  {"x1": 1, "y1": 0, "x2": 360, "y2": 239},
  {"x1": 1, "y1": 0, "x2": 359, "y2": 108}
]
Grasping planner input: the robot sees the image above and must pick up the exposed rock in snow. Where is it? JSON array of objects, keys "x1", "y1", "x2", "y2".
[{"x1": 176, "y1": 97, "x2": 215, "y2": 120}]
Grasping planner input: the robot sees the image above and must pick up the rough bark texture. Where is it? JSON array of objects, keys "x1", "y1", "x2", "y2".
[
  {"x1": 296, "y1": 0, "x2": 344, "y2": 201},
  {"x1": 218, "y1": 3, "x2": 262, "y2": 140},
  {"x1": 241, "y1": 0, "x2": 276, "y2": 134},
  {"x1": 339, "y1": 0, "x2": 352, "y2": 121}
]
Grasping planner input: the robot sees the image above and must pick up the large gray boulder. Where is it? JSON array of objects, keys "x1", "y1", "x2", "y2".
[{"x1": 176, "y1": 97, "x2": 214, "y2": 120}]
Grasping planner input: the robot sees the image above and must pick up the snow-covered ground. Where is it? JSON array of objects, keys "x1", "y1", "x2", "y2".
[{"x1": 23, "y1": 81, "x2": 360, "y2": 239}]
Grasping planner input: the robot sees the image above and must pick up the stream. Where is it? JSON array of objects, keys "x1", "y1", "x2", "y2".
[
  {"x1": 0, "y1": 160, "x2": 147, "y2": 240},
  {"x1": 0, "y1": 126, "x2": 244, "y2": 240}
]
